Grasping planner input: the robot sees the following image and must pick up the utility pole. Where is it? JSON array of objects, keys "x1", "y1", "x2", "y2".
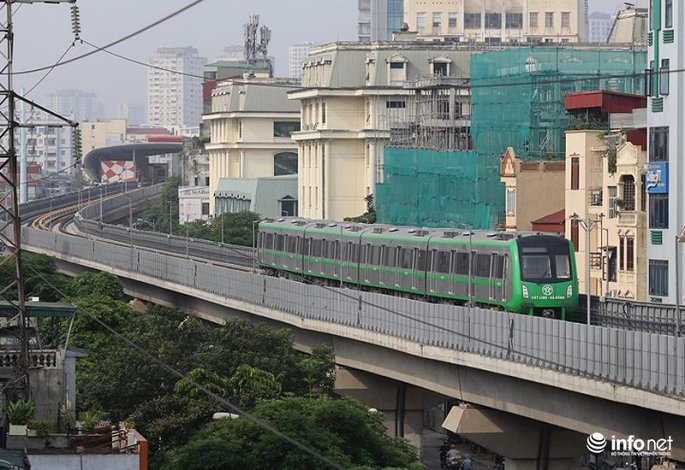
[
  {"x1": 571, "y1": 213, "x2": 598, "y2": 326},
  {"x1": 0, "y1": 0, "x2": 77, "y2": 398}
]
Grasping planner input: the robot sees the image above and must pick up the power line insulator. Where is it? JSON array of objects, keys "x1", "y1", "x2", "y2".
[
  {"x1": 72, "y1": 127, "x2": 82, "y2": 164},
  {"x1": 70, "y1": 4, "x2": 81, "y2": 41}
]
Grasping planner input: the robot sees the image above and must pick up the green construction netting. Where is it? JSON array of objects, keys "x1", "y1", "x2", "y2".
[{"x1": 377, "y1": 46, "x2": 647, "y2": 230}]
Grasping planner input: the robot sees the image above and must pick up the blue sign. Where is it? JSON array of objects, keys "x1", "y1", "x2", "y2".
[{"x1": 645, "y1": 162, "x2": 668, "y2": 194}]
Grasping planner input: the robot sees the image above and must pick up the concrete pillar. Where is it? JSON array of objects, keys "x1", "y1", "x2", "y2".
[
  {"x1": 442, "y1": 404, "x2": 587, "y2": 470},
  {"x1": 335, "y1": 366, "x2": 446, "y2": 458}
]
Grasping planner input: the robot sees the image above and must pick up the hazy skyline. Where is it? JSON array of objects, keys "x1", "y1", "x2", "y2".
[{"x1": 11, "y1": 0, "x2": 645, "y2": 121}]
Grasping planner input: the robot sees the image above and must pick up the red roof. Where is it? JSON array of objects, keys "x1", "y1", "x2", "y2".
[
  {"x1": 564, "y1": 90, "x2": 647, "y2": 114},
  {"x1": 531, "y1": 209, "x2": 565, "y2": 235}
]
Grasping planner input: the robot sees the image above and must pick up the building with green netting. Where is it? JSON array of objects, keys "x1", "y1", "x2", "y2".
[{"x1": 376, "y1": 46, "x2": 646, "y2": 229}]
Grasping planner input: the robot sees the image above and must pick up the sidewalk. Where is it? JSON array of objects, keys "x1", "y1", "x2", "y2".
[{"x1": 422, "y1": 427, "x2": 498, "y2": 470}]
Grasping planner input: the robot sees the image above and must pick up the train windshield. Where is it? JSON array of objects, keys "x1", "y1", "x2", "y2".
[{"x1": 517, "y1": 237, "x2": 572, "y2": 283}]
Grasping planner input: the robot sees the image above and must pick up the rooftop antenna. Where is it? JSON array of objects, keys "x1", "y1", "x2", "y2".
[{"x1": 243, "y1": 14, "x2": 271, "y2": 64}]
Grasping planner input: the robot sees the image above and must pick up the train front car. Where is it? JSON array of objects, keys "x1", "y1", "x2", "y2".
[{"x1": 509, "y1": 234, "x2": 579, "y2": 320}]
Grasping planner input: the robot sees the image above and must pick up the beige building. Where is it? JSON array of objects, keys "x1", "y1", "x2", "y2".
[
  {"x1": 81, "y1": 119, "x2": 127, "y2": 155},
  {"x1": 203, "y1": 78, "x2": 300, "y2": 214},
  {"x1": 565, "y1": 130, "x2": 647, "y2": 300},
  {"x1": 404, "y1": 0, "x2": 588, "y2": 43},
  {"x1": 499, "y1": 147, "x2": 565, "y2": 231},
  {"x1": 290, "y1": 42, "x2": 471, "y2": 220}
]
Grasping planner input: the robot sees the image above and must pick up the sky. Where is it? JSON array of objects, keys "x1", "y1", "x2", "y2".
[{"x1": 11, "y1": 0, "x2": 645, "y2": 120}]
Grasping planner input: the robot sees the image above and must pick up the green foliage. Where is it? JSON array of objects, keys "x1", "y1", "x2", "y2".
[
  {"x1": 207, "y1": 211, "x2": 260, "y2": 246},
  {"x1": 228, "y1": 364, "x2": 282, "y2": 408},
  {"x1": 28, "y1": 418, "x2": 55, "y2": 437},
  {"x1": 0, "y1": 253, "x2": 71, "y2": 302},
  {"x1": 6, "y1": 399, "x2": 35, "y2": 425},
  {"x1": 78, "y1": 410, "x2": 108, "y2": 432},
  {"x1": 344, "y1": 194, "x2": 376, "y2": 224},
  {"x1": 174, "y1": 368, "x2": 230, "y2": 400},
  {"x1": 164, "y1": 397, "x2": 419, "y2": 470},
  {"x1": 70, "y1": 271, "x2": 124, "y2": 300},
  {"x1": 138, "y1": 177, "x2": 181, "y2": 235},
  {"x1": 299, "y1": 344, "x2": 336, "y2": 396}
]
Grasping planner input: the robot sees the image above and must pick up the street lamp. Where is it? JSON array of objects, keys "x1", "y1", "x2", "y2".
[
  {"x1": 571, "y1": 213, "x2": 599, "y2": 326},
  {"x1": 675, "y1": 227, "x2": 685, "y2": 336},
  {"x1": 125, "y1": 196, "x2": 133, "y2": 230},
  {"x1": 167, "y1": 201, "x2": 174, "y2": 235}
]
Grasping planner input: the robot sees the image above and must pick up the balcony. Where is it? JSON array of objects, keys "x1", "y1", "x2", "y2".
[{"x1": 618, "y1": 210, "x2": 637, "y2": 226}]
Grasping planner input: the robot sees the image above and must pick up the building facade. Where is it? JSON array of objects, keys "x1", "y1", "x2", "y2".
[
  {"x1": 290, "y1": 43, "x2": 471, "y2": 221},
  {"x1": 147, "y1": 47, "x2": 206, "y2": 133},
  {"x1": 358, "y1": 0, "x2": 404, "y2": 41},
  {"x1": 403, "y1": 0, "x2": 588, "y2": 43},
  {"x1": 647, "y1": 0, "x2": 680, "y2": 305},
  {"x1": 589, "y1": 11, "x2": 612, "y2": 42},
  {"x1": 288, "y1": 43, "x2": 313, "y2": 79},
  {"x1": 203, "y1": 78, "x2": 300, "y2": 214},
  {"x1": 42, "y1": 89, "x2": 98, "y2": 123}
]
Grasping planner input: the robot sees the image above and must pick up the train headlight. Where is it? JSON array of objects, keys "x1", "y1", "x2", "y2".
[
  {"x1": 566, "y1": 285, "x2": 573, "y2": 298},
  {"x1": 522, "y1": 285, "x2": 529, "y2": 299}
]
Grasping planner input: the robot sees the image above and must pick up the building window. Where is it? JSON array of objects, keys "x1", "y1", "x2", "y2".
[
  {"x1": 464, "y1": 13, "x2": 481, "y2": 29},
  {"x1": 201, "y1": 202, "x2": 209, "y2": 216},
  {"x1": 649, "y1": 193, "x2": 669, "y2": 228},
  {"x1": 561, "y1": 12, "x2": 570, "y2": 28},
  {"x1": 608, "y1": 186, "x2": 617, "y2": 218},
  {"x1": 274, "y1": 152, "x2": 298, "y2": 176},
  {"x1": 505, "y1": 188, "x2": 516, "y2": 216},
  {"x1": 649, "y1": 260, "x2": 669, "y2": 296},
  {"x1": 274, "y1": 121, "x2": 301, "y2": 138},
  {"x1": 649, "y1": 127, "x2": 668, "y2": 161},
  {"x1": 432, "y1": 61, "x2": 449, "y2": 76},
  {"x1": 416, "y1": 12, "x2": 425, "y2": 29},
  {"x1": 529, "y1": 12, "x2": 538, "y2": 28},
  {"x1": 604, "y1": 247, "x2": 617, "y2": 282},
  {"x1": 619, "y1": 237, "x2": 625, "y2": 271},
  {"x1": 570, "y1": 157, "x2": 579, "y2": 190},
  {"x1": 386, "y1": 100, "x2": 406, "y2": 108},
  {"x1": 506, "y1": 13, "x2": 522, "y2": 28},
  {"x1": 665, "y1": 0, "x2": 673, "y2": 28},
  {"x1": 545, "y1": 12, "x2": 554, "y2": 28},
  {"x1": 485, "y1": 13, "x2": 501, "y2": 28},
  {"x1": 626, "y1": 238, "x2": 634, "y2": 271},
  {"x1": 388, "y1": 60, "x2": 407, "y2": 84},
  {"x1": 660, "y1": 59, "x2": 670, "y2": 96},
  {"x1": 432, "y1": 12, "x2": 442, "y2": 28},
  {"x1": 448, "y1": 12, "x2": 458, "y2": 28},
  {"x1": 621, "y1": 175, "x2": 635, "y2": 211},
  {"x1": 321, "y1": 103, "x2": 326, "y2": 124}
]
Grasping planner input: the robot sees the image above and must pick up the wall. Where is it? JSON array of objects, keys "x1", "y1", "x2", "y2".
[{"x1": 29, "y1": 454, "x2": 139, "y2": 470}]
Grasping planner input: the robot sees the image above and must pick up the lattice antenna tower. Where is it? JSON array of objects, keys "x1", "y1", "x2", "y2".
[
  {"x1": 0, "y1": 0, "x2": 77, "y2": 398},
  {"x1": 243, "y1": 14, "x2": 271, "y2": 64}
]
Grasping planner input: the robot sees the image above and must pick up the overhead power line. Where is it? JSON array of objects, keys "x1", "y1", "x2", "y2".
[{"x1": 11, "y1": 0, "x2": 207, "y2": 76}]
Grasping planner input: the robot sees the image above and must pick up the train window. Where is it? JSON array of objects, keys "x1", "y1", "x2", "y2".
[
  {"x1": 454, "y1": 252, "x2": 469, "y2": 275},
  {"x1": 341, "y1": 242, "x2": 349, "y2": 261},
  {"x1": 350, "y1": 243, "x2": 359, "y2": 263},
  {"x1": 311, "y1": 239, "x2": 323, "y2": 257},
  {"x1": 265, "y1": 233, "x2": 274, "y2": 248},
  {"x1": 475, "y1": 254, "x2": 491, "y2": 277},
  {"x1": 287, "y1": 236, "x2": 298, "y2": 254},
  {"x1": 361, "y1": 244, "x2": 369, "y2": 264},
  {"x1": 275, "y1": 234, "x2": 285, "y2": 251},
  {"x1": 370, "y1": 245, "x2": 381, "y2": 265},
  {"x1": 521, "y1": 255, "x2": 552, "y2": 280},
  {"x1": 303, "y1": 238, "x2": 311, "y2": 256},
  {"x1": 436, "y1": 251, "x2": 451, "y2": 273},
  {"x1": 327, "y1": 241, "x2": 338, "y2": 259},
  {"x1": 384, "y1": 246, "x2": 397, "y2": 267},
  {"x1": 417, "y1": 250, "x2": 428, "y2": 271},
  {"x1": 555, "y1": 255, "x2": 571, "y2": 279},
  {"x1": 399, "y1": 248, "x2": 413, "y2": 269}
]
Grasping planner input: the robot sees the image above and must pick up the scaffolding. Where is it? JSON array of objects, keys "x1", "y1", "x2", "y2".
[{"x1": 376, "y1": 46, "x2": 647, "y2": 230}]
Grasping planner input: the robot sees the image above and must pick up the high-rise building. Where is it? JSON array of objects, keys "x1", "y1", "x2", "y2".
[
  {"x1": 42, "y1": 89, "x2": 97, "y2": 123},
  {"x1": 404, "y1": 0, "x2": 589, "y2": 43},
  {"x1": 358, "y1": 0, "x2": 404, "y2": 41},
  {"x1": 147, "y1": 47, "x2": 206, "y2": 134},
  {"x1": 646, "y1": 0, "x2": 679, "y2": 304},
  {"x1": 589, "y1": 11, "x2": 613, "y2": 42},
  {"x1": 288, "y1": 43, "x2": 313, "y2": 79}
]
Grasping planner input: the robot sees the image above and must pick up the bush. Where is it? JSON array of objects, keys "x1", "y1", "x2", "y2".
[{"x1": 6, "y1": 399, "x2": 35, "y2": 425}]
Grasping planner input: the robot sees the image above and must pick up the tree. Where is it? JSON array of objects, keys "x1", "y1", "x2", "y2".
[
  {"x1": 165, "y1": 397, "x2": 420, "y2": 470},
  {"x1": 70, "y1": 271, "x2": 124, "y2": 300},
  {"x1": 344, "y1": 194, "x2": 376, "y2": 224},
  {"x1": 228, "y1": 364, "x2": 282, "y2": 408},
  {"x1": 299, "y1": 344, "x2": 336, "y2": 396}
]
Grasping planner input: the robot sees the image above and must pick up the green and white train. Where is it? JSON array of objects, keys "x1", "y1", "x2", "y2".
[{"x1": 257, "y1": 218, "x2": 579, "y2": 319}]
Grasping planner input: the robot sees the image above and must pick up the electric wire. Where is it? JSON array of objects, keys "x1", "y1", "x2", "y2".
[
  {"x1": 24, "y1": 41, "x2": 76, "y2": 96},
  {"x1": 24, "y1": 264, "x2": 347, "y2": 470},
  {"x1": 11, "y1": 0, "x2": 207, "y2": 76}
]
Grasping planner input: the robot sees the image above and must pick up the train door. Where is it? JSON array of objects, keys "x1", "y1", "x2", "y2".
[{"x1": 490, "y1": 253, "x2": 507, "y2": 301}]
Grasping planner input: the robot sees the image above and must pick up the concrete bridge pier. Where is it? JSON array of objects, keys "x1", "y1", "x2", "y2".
[
  {"x1": 443, "y1": 404, "x2": 588, "y2": 470},
  {"x1": 335, "y1": 366, "x2": 445, "y2": 457}
]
